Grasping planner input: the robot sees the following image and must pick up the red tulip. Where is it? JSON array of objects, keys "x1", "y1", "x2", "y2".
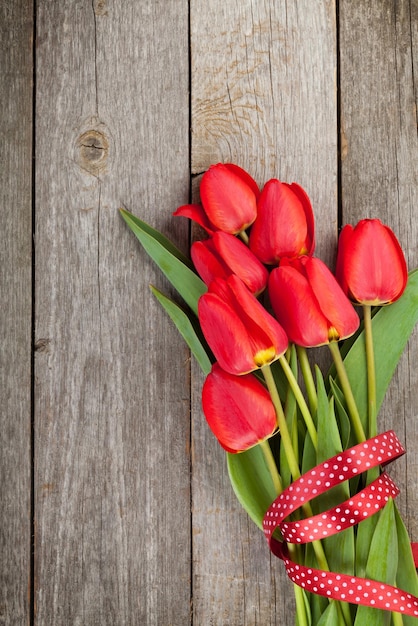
[
  {"x1": 198, "y1": 274, "x2": 288, "y2": 375},
  {"x1": 269, "y1": 256, "x2": 359, "y2": 347},
  {"x1": 249, "y1": 179, "x2": 315, "y2": 264},
  {"x1": 173, "y1": 203, "x2": 216, "y2": 234},
  {"x1": 202, "y1": 363, "x2": 277, "y2": 453},
  {"x1": 336, "y1": 219, "x2": 408, "y2": 305},
  {"x1": 191, "y1": 231, "x2": 268, "y2": 294},
  {"x1": 174, "y1": 163, "x2": 259, "y2": 234}
]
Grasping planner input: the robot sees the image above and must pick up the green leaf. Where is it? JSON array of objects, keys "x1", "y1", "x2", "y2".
[
  {"x1": 279, "y1": 404, "x2": 296, "y2": 489},
  {"x1": 316, "y1": 369, "x2": 343, "y2": 466},
  {"x1": 338, "y1": 270, "x2": 418, "y2": 429},
  {"x1": 295, "y1": 585, "x2": 312, "y2": 626},
  {"x1": 316, "y1": 369, "x2": 348, "y2": 503},
  {"x1": 314, "y1": 369, "x2": 355, "y2": 578},
  {"x1": 120, "y1": 208, "x2": 193, "y2": 268},
  {"x1": 393, "y1": 504, "x2": 418, "y2": 626},
  {"x1": 354, "y1": 498, "x2": 398, "y2": 626},
  {"x1": 307, "y1": 584, "x2": 329, "y2": 625},
  {"x1": 150, "y1": 286, "x2": 212, "y2": 375},
  {"x1": 270, "y1": 356, "x2": 291, "y2": 402},
  {"x1": 301, "y1": 428, "x2": 317, "y2": 477},
  {"x1": 355, "y1": 513, "x2": 379, "y2": 579},
  {"x1": 227, "y1": 441, "x2": 279, "y2": 529},
  {"x1": 280, "y1": 346, "x2": 299, "y2": 489},
  {"x1": 120, "y1": 209, "x2": 206, "y2": 315},
  {"x1": 315, "y1": 601, "x2": 340, "y2": 626},
  {"x1": 328, "y1": 378, "x2": 351, "y2": 450}
]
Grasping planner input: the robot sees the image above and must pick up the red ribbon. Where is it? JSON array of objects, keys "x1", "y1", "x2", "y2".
[{"x1": 263, "y1": 430, "x2": 418, "y2": 617}]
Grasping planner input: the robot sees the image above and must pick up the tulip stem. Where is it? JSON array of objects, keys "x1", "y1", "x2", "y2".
[
  {"x1": 262, "y1": 365, "x2": 335, "y2": 588},
  {"x1": 328, "y1": 342, "x2": 366, "y2": 443},
  {"x1": 262, "y1": 365, "x2": 302, "y2": 482},
  {"x1": 294, "y1": 584, "x2": 309, "y2": 626},
  {"x1": 392, "y1": 610, "x2": 405, "y2": 626},
  {"x1": 296, "y1": 346, "x2": 318, "y2": 415},
  {"x1": 363, "y1": 305, "x2": 377, "y2": 439},
  {"x1": 259, "y1": 440, "x2": 283, "y2": 496},
  {"x1": 279, "y1": 356, "x2": 318, "y2": 451}
]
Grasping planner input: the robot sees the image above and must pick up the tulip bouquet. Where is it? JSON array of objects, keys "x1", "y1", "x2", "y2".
[{"x1": 120, "y1": 163, "x2": 418, "y2": 625}]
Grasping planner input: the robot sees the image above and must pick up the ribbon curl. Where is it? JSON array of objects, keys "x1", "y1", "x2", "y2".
[{"x1": 263, "y1": 430, "x2": 418, "y2": 617}]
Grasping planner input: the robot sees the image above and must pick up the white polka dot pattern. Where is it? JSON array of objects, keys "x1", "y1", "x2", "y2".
[
  {"x1": 283, "y1": 557, "x2": 418, "y2": 616},
  {"x1": 262, "y1": 430, "x2": 418, "y2": 617},
  {"x1": 279, "y1": 472, "x2": 398, "y2": 544},
  {"x1": 263, "y1": 431, "x2": 404, "y2": 545}
]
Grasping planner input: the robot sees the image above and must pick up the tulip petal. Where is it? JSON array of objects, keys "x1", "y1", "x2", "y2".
[
  {"x1": 335, "y1": 224, "x2": 354, "y2": 294},
  {"x1": 191, "y1": 239, "x2": 229, "y2": 286},
  {"x1": 192, "y1": 234, "x2": 268, "y2": 294},
  {"x1": 286, "y1": 182, "x2": 315, "y2": 255},
  {"x1": 302, "y1": 256, "x2": 360, "y2": 340},
  {"x1": 218, "y1": 275, "x2": 289, "y2": 362},
  {"x1": 200, "y1": 163, "x2": 258, "y2": 234},
  {"x1": 199, "y1": 275, "x2": 288, "y2": 374},
  {"x1": 222, "y1": 163, "x2": 261, "y2": 199},
  {"x1": 269, "y1": 266, "x2": 331, "y2": 347},
  {"x1": 198, "y1": 291, "x2": 256, "y2": 375},
  {"x1": 202, "y1": 364, "x2": 277, "y2": 452},
  {"x1": 249, "y1": 179, "x2": 312, "y2": 264},
  {"x1": 173, "y1": 203, "x2": 216, "y2": 234},
  {"x1": 212, "y1": 232, "x2": 268, "y2": 294},
  {"x1": 339, "y1": 220, "x2": 408, "y2": 304}
]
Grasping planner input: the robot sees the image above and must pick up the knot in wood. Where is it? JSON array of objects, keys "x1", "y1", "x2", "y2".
[
  {"x1": 93, "y1": 0, "x2": 108, "y2": 16},
  {"x1": 77, "y1": 130, "x2": 109, "y2": 175}
]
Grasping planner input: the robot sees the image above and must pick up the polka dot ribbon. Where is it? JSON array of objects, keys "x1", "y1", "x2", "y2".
[{"x1": 263, "y1": 430, "x2": 418, "y2": 617}]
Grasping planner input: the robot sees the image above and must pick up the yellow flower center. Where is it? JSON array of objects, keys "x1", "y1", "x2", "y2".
[
  {"x1": 328, "y1": 326, "x2": 340, "y2": 342},
  {"x1": 254, "y1": 346, "x2": 277, "y2": 367}
]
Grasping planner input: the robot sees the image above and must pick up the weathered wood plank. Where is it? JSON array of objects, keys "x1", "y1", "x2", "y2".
[
  {"x1": 190, "y1": 1, "x2": 338, "y2": 622},
  {"x1": 34, "y1": 1, "x2": 190, "y2": 624},
  {"x1": 4, "y1": 0, "x2": 413, "y2": 624},
  {"x1": 0, "y1": 2, "x2": 33, "y2": 623},
  {"x1": 191, "y1": 0, "x2": 338, "y2": 264},
  {"x1": 339, "y1": 0, "x2": 418, "y2": 537}
]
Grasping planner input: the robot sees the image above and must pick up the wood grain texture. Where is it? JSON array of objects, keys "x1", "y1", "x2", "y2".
[
  {"x1": 339, "y1": 0, "x2": 418, "y2": 542},
  {"x1": 191, "y1": 0, "x2": 338, "y2": 264},
  {"x1": 190, "y1": 1, "x2": 337, "y2": 623},
  {"x1": 34, "y1": 1, "x2": 190, "y2": 624},
  {"x1": 0, "y1": 2, "x2": 33, "y2": 624}
]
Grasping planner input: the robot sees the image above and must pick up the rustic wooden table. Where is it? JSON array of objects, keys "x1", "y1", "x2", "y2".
[{"x1": 1, "y1": 1, "x2": 417, "y2": 624}]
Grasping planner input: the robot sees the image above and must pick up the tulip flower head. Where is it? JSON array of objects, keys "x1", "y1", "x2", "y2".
[
  {"x1": 191, "y1": 231, "x2": 268, "y2": 295},
  {"x1": 202, "y1": 363, "x2": 277, "y2": 453},
  {"x1": 269, "y1": 256, "x2": 359, "y2": 347},
  {"x1": 174, "y1": 163, "x2": 259, "y2": 235},
  {"x1": 198, "y1": 274, "x2": 288, "y2": 375},
  {"x1": 249, "y1": 179, "x2": 315, "y2": 264},
  {"x1": 336, "y1": 219, "x2": 408, "y2": 305}
]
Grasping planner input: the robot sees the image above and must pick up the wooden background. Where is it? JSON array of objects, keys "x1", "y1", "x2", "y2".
[{"x1": 1, "y1": 0, "x2": 417, "y2": 624}]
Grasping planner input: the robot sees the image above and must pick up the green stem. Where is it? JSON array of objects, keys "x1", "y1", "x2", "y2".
[
  {"x1": 259, "y1": 439, "x2": 283, "y2": 496},
  {"x1": 279, "y1": 356, "x2": 318, "y2": 450},
  {"x1": 363, "y1": 305, "x2": 377, "y2": 439},
  {"x1": 294, "y1": 584, "x2": 309, "y2": 626},
  {"x1": 262, "y1": 366, "x2": 332, "y2": 575},
  {"x1": 335, "y1": 601, "x2": 351, "y2": 626},
  {"x1": 328, "y1": 341, "x2": 366, "y2": 443},
  {"x1": 392, "y1": 610, "x2": 404, "y2": 626},
  {"x1": 296, "y1": 345, "x2": 318, "y2": 414},
  {"x1": 262, "y1": 365, "x2": 302, "y2": 481},
  {"x1": 264, "y1": 365, "x2": 352, "y2": 626}
]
